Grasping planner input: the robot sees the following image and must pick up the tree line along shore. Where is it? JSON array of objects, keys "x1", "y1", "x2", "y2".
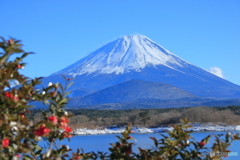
[{"x1": 29, "y1": 105, "x2": 240, "y2": 129}]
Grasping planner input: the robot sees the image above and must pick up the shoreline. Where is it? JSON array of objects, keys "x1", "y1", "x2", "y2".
[{"x1": 72, "y1": 124, "x2": 240, "y2": 135}]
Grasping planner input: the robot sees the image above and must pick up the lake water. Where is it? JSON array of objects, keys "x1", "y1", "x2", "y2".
[{"x1": 55, "y1": 131, "x2": 240, "y2": 160}]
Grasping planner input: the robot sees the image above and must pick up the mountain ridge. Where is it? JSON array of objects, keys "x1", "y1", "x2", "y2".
[{"x1": 40, "y1": 35, "x2": 240, "y2": 102}]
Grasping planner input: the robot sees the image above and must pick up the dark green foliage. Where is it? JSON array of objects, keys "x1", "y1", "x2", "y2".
[{"x1": 0, "y1": 37, "x2": 74, "y2": 159}]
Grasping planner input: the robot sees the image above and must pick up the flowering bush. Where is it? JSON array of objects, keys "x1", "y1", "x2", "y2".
[
  {"x1": 0, "y1": 37, "x2": 74, "y2": 159},
  {"x1": 0, "y1": 37, "x2": 239, "y2": 160}
]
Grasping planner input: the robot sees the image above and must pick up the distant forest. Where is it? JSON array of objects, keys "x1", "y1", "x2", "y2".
[{"x1": 29, "y1": 106, "x2": 240, "y2": 129}]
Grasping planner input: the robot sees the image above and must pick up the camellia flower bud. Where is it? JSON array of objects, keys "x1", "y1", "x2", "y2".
[
  {"x1": 48, "y1": 82, "x2": 53, "y2": 87},
  {"x1": 16, "y1": 154, "x2": 21, "y2": 158},
  {"x1": 198, "y1": 141, "x2": 205, "y2": 147},
  {"x1": 16, "y1": 64, "x2": 24, "y2": 69},
  {"x1": 12, "y1": 154, "x2": 21, "y2": 160},
  {"x1": 19, "y1": 113, "x2": 25, "y2": 119},
  {"x1": 2, "y1": 138, "x2": 10, "y2": 148},
  {"x1": 48, "y1": 116, "x2": 58, "y2": 125},
  {"x1": 50, "y1": 91, "x2": 57, "y2": 97},
  {"x1": 74, "y1": 156, "x2": 81, "y2": 160},
  {"x1": 10, "y1": 121, "x2": 17, "y2": 126},
  {"x1": 17, "y1": 64, "x2": 22, "y2": 69},
  {"x1": 13, "y1": 96, "x2": 19, "y2": 101},
  {"x1": 8, "y1": 39, "x2": 14, "y2": 45},
  {"x1": 64, "y1": 111, "x2": 68, "y2": 116}
]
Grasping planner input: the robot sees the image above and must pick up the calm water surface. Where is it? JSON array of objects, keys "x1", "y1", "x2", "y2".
[{"x1": 55, "y1": 131, "x2": 240, "y2": 160}]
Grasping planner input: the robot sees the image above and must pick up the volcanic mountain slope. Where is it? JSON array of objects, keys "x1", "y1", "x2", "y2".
[
  {"x1": 42, "y1": 35, "x2": 240, "y2": 99},
  {"x1": 71, "y1": 79, "x2": 198, "y2": 106}
]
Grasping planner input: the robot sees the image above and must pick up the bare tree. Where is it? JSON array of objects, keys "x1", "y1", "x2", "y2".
[{"x1": 139, "y1": 111, "x2": 150, "y2": 126}]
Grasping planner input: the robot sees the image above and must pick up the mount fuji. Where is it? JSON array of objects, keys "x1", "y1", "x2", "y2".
[
  {"x1": 54, "y1": 35, "x2": 190, "y2": 75},
  {"x1": 42, "y1": 35, "x2": 240, "y2": 106}
]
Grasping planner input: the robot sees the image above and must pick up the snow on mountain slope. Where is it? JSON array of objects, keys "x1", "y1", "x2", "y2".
[
  {"x1": 53, "y1": 35, "x2": 191, "y2": 76},
  {"x1": 43, "y1": 35, "x2": 240, "y2": 99}
]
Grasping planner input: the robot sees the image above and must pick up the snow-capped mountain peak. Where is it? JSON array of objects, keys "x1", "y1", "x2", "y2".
[
  {"x1": 44, "y1": 35, "x2": 240, "y2": 99},
  {"x1": 54, "y1": 35, "x2": 190, "y2": 76}
]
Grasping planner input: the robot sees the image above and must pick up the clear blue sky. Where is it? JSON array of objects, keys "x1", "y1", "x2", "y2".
[{"x1": 1, "y1": 0, "x2": 240, "y2": 85}]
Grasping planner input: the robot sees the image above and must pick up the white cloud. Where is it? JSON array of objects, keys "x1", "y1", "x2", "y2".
[{"x1": 209, "y1": 67, "x2": 224, "y2": 78}]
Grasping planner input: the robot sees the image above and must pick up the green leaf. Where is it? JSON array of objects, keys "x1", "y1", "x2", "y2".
[
  {"x1": 21, "y1": 52, "x2": 30, "y2": 59},
  {"x1": 23, "y1": 155, "x2": 33, "y2": 160},
  {"x1": 58, "y1": 98, "x2": 68, "y2": 105},
  {"x1": 63, "y1": 91, "x2": 71, "y2": 97},
  {"x1": 13, "y1": 48, "x2": 23, "y2": 53},
  {"x1": 66, "y1": 81, "x2": 74, "y2": 89},
  {"x1": 35, "y1": 149, "x2": 42, "y2": 155}
]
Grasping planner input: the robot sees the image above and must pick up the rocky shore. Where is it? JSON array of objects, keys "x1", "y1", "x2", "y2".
[{"x1": 72, "y1": 123, "x2": 240, "y2": 135}]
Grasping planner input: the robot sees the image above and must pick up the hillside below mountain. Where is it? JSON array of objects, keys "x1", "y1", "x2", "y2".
[{"x1": 69, "y1": 79, "x2": 197, "y2": 106}]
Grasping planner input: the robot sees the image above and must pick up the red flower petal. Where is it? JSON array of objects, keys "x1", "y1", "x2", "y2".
[
  {"x1": 48, "y1": 116, "x2": 58, "y2": 124},
  {"x1": 64, "y1": 126, "x2": 72, "y2": 133},
  {"x1": 2, "y1": 138, "x2": 9, "y2": 148},
  {"x1": 34, "y1": 124, "x2": 51, "y2": 136}
]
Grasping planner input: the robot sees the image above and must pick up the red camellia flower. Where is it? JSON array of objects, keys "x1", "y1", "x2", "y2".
[
  {"x1": 74, "y1": 155, "x2": 81, "y2": 160},
  {"x1": 13, "y1": 96, "x2": 19, "y2": 101},
  {"x1": 64, "y1": 126, "x2": 72, "y2": 133},
  {"x1": 19, "y1": 113, "x2": 25, "y2": 119},
  {"x1": 48, "y1": 116, "x2": 58, "y2": 124},
  {"x1": 5, "y1": 92, "x2": 14, "y2": 99},
  {"x1": 60, "y1": 117, "x2": 69, "y2": 123},
  {"x1": 2, "y1": 138, "x2": 9, "y2": 148},
  {"x1": 8, "y1": 39, "x2": 13, "y2": 45},
  {"x1": 15, "y1": 154, "x2": 21, "y2": 158},
  {"x1": 224, "y1": 150, "x2": 230, "y2": 157},
  {"x1": 34, "y1": 124, "x2": 51, "y2": 136},
  {"x1": 17, "y1": 64, "x2": 21, "y2": 69},
  {"x1": 63, "y1": 134, "x2": 73, "y2": 138},
  {"x1": 50, "y1": 91, "x2": 57, "y2": 97},
  {"x1": 60, "y1": 117, "x2": 69, "y2": 128},
  {"x1": 4, "y1": 92, "x2": 19, "y2": 101},
  {"x1": 198, "y1": 141, "x2": 205, "y2": 147}
]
